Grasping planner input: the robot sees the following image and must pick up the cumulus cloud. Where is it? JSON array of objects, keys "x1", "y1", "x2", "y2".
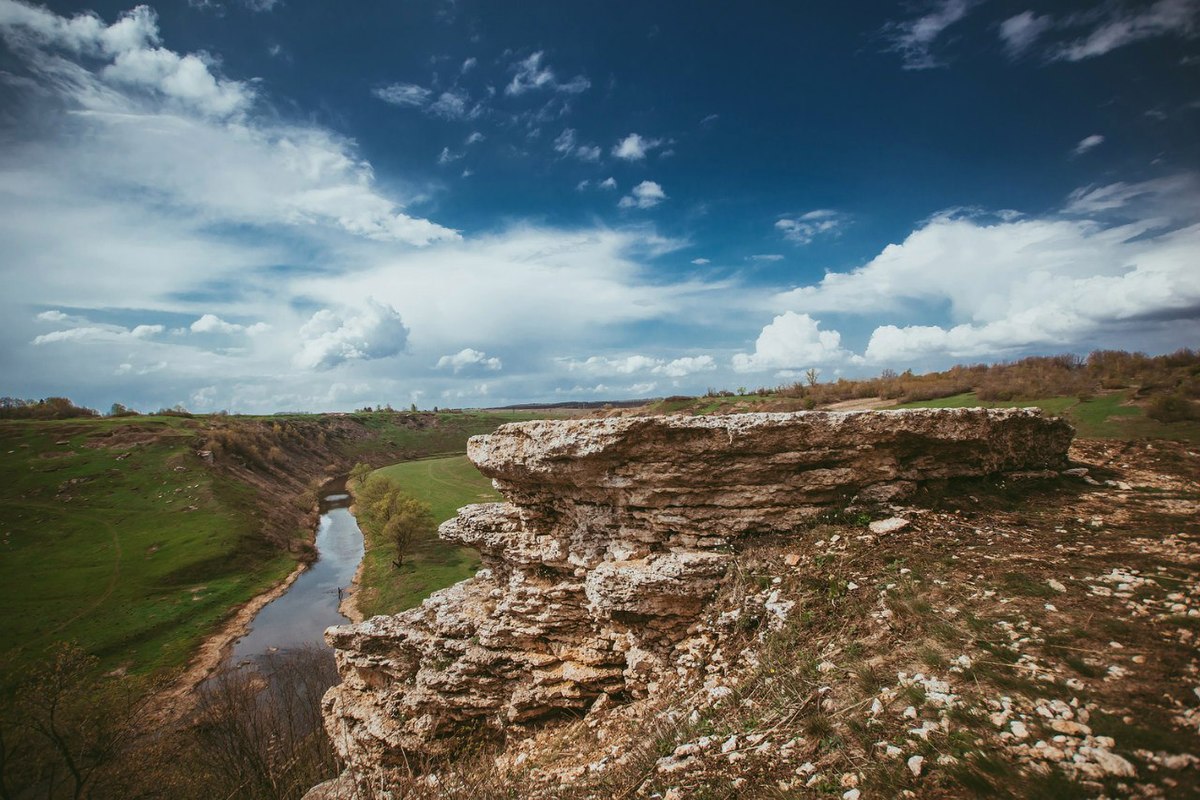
[
  {"x1": 599, "y1": 177, "x2": 617, "y2": 190},
  {"x1": 0, "y1": 1, "x2": 253, "y2": 117},
  {"x1": 0, "y1": 2, "x2": 458, "y2": 247},
  {"x1": 775, "y1": 210, "x2": 846, "y2": 245},
  {"x1": 293, "y1": 300, "x2": 410, "y2": 370},
  {"x1": 881, "y1": 0, "x2": 979, "y2": 70},
  {"x1": 618, "y1": 180, "x2": 666, "y2": 209},
  {"x1": 731, "y1": 312, "x2": 846, "y2": 373},
  {"x1": 505, "y1": 51, "x2": 590, "y2": 96},
  {"x1": 36, "y1": 309, "x2": 71, "y2": 322},
  {"x1": 190, "y1": 313, "x2": 267, "y2": 335},
  {"x1": 1072, "y1": 134, "x2": 1105, "y2": 156},
  {"x1": 435, "y1": 348, "x2": 502, "y2": 372},
  {"x1": 771, "y1": 182, "x2": 1200, "y2": 365},
  {"x1": 612, "y1": 132, "x2": 662, "y2": 160}
]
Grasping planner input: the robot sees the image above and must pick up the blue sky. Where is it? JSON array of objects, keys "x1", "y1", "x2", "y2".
[{"x1": 0, "y1": 0, "x2": 1197, "y2": 412}]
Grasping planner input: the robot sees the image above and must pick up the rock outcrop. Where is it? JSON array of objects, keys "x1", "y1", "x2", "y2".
[{"x1": 321, "y1": 409, "x2": 1072, "y2": 782}]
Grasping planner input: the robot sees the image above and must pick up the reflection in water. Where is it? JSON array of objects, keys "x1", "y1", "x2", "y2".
[{"x1": 229, "y1": 491, "x2": 363, "y2": 666}]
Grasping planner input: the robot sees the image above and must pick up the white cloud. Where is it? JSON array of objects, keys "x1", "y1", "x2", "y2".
[
  {"x1": 36, "y1": 309, "x2": 71, "y2": 322},
  {"x1": 465, "y1": 131, "x2": 485, "y2": 145},
  {"x1": 32, "y1": 320, "x2": 162, "y2": 345},
  {"x1": 505, "y1": 51, "x2": 590, "y2": 96},
  {"x1": 691, "y1": 258, "x2": 710, "y2": 265},
  {"x1": 191, "y1": 313, "x2": 242, "y2": 334},
  {"x1": 1063, "y1": 173, "x2": 1197, "y2": 215},
  {"x1": 373, "y1": 82, "x2": 433, "y2": 107},
  {"x1": 999, "y1": 11, "x2": 1053, "y2": 56},
  {"x1": 558, "y1": 353, "x2": 716, "y2": 378},
  {"x1": 373, "y1": 83, "x2": 478, "y2": 120},
  {"x1": 1072, "y1": 134, "x2": 1105, "y2": 156},
  {"x1": 612, "y1": 132, "x2": 662, "y2": 160},
  {"x1": 750, "y1": 254, "x2": 784, "y2": 262},
  {"x1": 293, "y1": 300, "x2": 410, "y2": 370},
  {"x1": 553, "y1": 127, "x2": 577, "y2": 154},
  {"x1": 618, "y1": 180, "x2": 666, "y2": 209},
  {"x1": 553, "y1": 128, "x2": 601, "y2": 161},
  {"x1": 435, "y1": 348, "x2": 502, "y2": 372},
  {"x1": 771, "y1": 184, "x2": 1200, "y2": 365},
  {"x1": 731, "y1": 312, "x2": 847, "y2": 373},
  {"x1": 1054, "y1": 0, "x2": 1199, "y2": 61},
  {"x1": 460, "y1": 57, "x2": 477, "y2": 73},
  {"x1": 428, "y1": 89, "x2": 474, "y2": 120},
  {"x1": 437, "y1": 146, "x2": 463, "y2": 165},
  {"x1": 882, "y1": 0, "x2": 979, "y2": 70},
  {"x1": 0, "y1": 1, "x2": 253, "y2": 117},
  {"x1": 599, "y1": 177, "x2": 617, "y2": 190},
  {"x1": 659, "y1": 355, "x2": 716, "y2": 377},
  {"x1": 0, "y1": 2, "x2": 458, "y2": 248},
  {"x1": 775, "y1": 209, "x2": 846, "y2": 245}
]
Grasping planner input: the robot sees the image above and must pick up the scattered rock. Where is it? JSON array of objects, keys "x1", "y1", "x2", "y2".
[{"x1": 870, "y1": 517, "x2": 911, "y2": 535}]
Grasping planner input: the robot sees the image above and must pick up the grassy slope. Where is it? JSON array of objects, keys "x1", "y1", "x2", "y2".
[
  {"x1": 0, "y1": 416, "x2": 292, "y2": 689},
  {"x1": 355, "y1": 454, "x2": 501, "y2": 618},
  {"x1": 896, "y1": 390, "x2": 1200, "y2": 442},
  {"x1": 0, "y1": 409, "x2": 537, "y2": 689}
]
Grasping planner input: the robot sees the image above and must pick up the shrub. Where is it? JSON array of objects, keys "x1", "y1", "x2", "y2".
[{"x1": 1147, "y1": 393, "x2": 1200, "y2": 423}]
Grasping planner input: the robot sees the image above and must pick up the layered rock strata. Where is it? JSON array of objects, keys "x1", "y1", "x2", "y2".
[{"x1": 321, "y1": 409, "x2": 1073, "y2": 778}]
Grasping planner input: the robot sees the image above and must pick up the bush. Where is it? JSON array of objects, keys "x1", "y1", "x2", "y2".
[{"x1": 1147, "y1": 393, "x2": 1200, "y2": 423}]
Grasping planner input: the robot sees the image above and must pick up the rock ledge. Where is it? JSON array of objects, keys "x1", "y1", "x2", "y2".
[{"x1": 320, "y1": 409, "x2": 1072, "y2": 780}]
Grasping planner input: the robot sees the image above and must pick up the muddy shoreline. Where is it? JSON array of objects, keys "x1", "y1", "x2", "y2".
[{"x1": 151, "y1": 475, "x2": 350, "y2": 725}]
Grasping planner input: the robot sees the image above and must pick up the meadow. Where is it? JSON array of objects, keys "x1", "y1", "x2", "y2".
[
  {"x1": 354, "y1": 454, "x2": 501, "y2": 617},
  {"x1": 0, "y1": 409, "x2": 539, "y2": 690}
]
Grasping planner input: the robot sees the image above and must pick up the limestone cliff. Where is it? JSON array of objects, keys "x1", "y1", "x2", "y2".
[{"x1": 320, "y1": 409, "x2": 1073, "y2": 784}]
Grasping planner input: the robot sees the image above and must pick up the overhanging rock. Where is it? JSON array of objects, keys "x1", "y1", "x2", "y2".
[{"x1": 321, "y1": 409, "x2": 1073, "y2": 780}]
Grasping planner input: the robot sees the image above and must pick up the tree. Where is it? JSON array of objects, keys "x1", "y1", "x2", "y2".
[
  {"x1": 805, "y1": 368, "x2": 820, "y2": 387},
  {"x1": 355, "y1": 475, "x2": 434, "y2": 569},
  {"x1": 2, "y1": 643, "x2": 152, "y2": 800},
  {"x1": 348, "y1": 462, "x2": 373, "y2": 486}
]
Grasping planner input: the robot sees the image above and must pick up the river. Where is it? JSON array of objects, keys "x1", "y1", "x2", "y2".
[{"x1": 228, "y1": 485, "x2": 363, "y2": 666}]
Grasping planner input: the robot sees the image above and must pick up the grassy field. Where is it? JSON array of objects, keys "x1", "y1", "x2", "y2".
[
  {"x1": 0, "y1": 409, "x2": 542, "y2": 690},
  {"x1": 355, "y1": 455, "x2": 501, "y2": 617},
  {"x1": 896, "y1": 390, "x2": 1200, "y2": 441},
  {"x1": 0, "y1": 416, "x2": 294, "y2": 689}
]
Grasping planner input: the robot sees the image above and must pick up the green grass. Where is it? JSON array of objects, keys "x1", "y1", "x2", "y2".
[
  {"x1": 0, "y1": 417, "x2": 294, "y2": 689},
  {"x1": 356, "y1": 454, "x2": 502, "y2": 617},
  {"x1": 897, "y1": 390, "x2": 1200, "y2": 441},
  {"x1": 0, "y1": 410, "x2": 541, "y2": 690},
  {"x1": 340, "y1": 409, "x2": 553, "y2": 461}
]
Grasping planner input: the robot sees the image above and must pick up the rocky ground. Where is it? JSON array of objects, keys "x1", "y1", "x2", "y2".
[{"x1": 316, "y1": 429, "x2": 1199, "y2": 800}]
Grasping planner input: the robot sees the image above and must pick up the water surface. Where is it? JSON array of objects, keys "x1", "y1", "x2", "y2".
[{"x1": 229, "y1": 489, "x2": 362, "y2": 665}]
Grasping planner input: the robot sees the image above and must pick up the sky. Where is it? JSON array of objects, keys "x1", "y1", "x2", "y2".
[{"x1": 0, "y1": 0, "x2": 1197, "y2": 413}]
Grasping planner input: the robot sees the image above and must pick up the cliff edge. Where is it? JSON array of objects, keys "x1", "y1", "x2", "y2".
[{"x1": 320, "y1": 409, "x2": 1072, "y2": 785}]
